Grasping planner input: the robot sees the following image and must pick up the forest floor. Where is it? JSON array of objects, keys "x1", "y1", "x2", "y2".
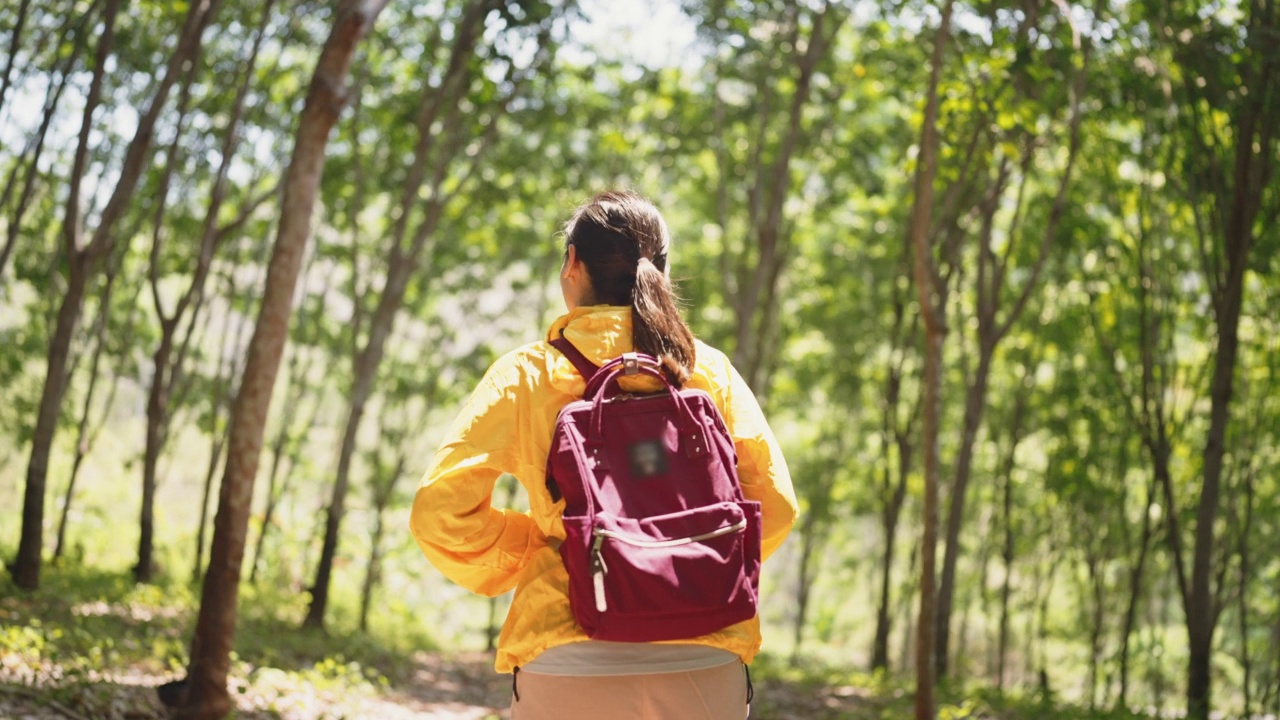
[{"x1": 0, "y1": 564, "x2": 1140, "y2": 720}]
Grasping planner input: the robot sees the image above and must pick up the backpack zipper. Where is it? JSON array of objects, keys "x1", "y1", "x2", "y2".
[{"x1": 589, "y1": 519, "x2": 748, "y2": 613}]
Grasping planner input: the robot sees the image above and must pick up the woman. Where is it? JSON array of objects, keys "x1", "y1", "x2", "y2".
[{"x1": 409, "y1": 190, "x2": 797, "y2": 719}]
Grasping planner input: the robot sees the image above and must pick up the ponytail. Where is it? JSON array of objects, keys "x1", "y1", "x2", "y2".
[{"x1": 632, "y1": 257, "x2": 696, "y2": 385}]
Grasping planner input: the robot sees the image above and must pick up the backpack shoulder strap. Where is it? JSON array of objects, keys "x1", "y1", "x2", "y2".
[{"x1": 550, "y1": 335, "x2": 599, "y2": 383}]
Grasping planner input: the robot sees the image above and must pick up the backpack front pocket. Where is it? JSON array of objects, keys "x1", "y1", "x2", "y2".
[{"x1": 561, "y1": 501, "x2": 761, "y2": 642}]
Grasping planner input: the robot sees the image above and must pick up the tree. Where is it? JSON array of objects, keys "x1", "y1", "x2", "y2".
[
  {"x1": 171, "y1": 1, "x2": 388, "y2": 716},
  {"x1": 303, "y1": 0, "x2": 568, "y2": 629},
  {"x1": 908, "y1": 0, "x2": 954, "y2": 715},
  {"x1": 933, "y1": 1, "x2": 1092, "y2": 677},
  {"x1": 134, "y1": 0, "x2": 275, "y2": 584}
]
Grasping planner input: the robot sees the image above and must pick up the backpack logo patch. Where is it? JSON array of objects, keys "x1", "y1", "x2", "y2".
[{"x1": 628, "y1": 439, "x2": 668, "y2": 478}]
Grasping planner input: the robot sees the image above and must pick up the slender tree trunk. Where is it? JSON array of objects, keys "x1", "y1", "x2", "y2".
[
  {"x1": 1186, "y1": 278, "x2": 1243, "y2": 720},
  {"x1": 731, "y1": 3, "x2": 841, "y2": 391},
  {"x1": 1086, "y1": 549, "x2": 1105, "y2": 709},
  {"x1": 996, "y1": 470, "x2": 1014, "y2": 692},
  {"x1": 303, "y1": 0, "x2": 502, "y2": 629},
  {"x1": 935, "y1": 346, "x2": 992, "y2": 675},
  {"x1": 791, "y1": 509, "x2": 821, "y2": 666},
  {"x1": 872, "y1": 289, "x2": 914, "y2": 672},
  {"x1": 909, "y1": 1, "x2": 954, "y2": 715},
  {"x1": 192, "y1": 279, "x2": 253, "y2": 585},
  {"x1": 193, "y1": 421, "x2": 229, "y2": 583},
  {"x1": 1037, "y1": 560, "x2": 1058, "y2": 699},
  {"x1": 897, "y1": 537, "x2": 921, "y2": 676},
  {"x1": 358, "y1": 501, "x2": 386, "y2": 633},
  {"x1": 1237, "y1": 469, "x2": 1254, "y2": 718},
  {"x1": 52, "y1": 257, "x2": 121, "y2": 559},
  {"x1": 248, "y1": 248, "x2": 326, "y2": 586},
  {"x1": 249, "y1": 387, "x2": 321, "y2": 586},
  {"x1": 1117, "y1": 474, "x2": 1156, "y2": 709},
  {"x1": 873, "y1": 431, "x2": 911, "y2": 671},
  {"x1": 10, "y1": 0, "x2": 121, "y2": 591},
  {"x1": 1183, "y1": 8, "x2": 1277, "y2": 713},
  {"x1": 934, "y1": 22, "x2": 1087, "y2": 680},
  {"x1": 1152, "y1": 573, "x2": 1169, "y2": 709},
  {"x1": 138, "y1": 327, "x2": 175, "y2": 582},
  {"x1": 141, "y1": 0, "x2": 269, "y2": 584},
  {"x1": 995, "y1": 383, "x2": 1030, "y2": 692},
  {"x1": 173, "y1": 3, "x2": 387, "y2": 716},
  {"x1": 359, "y1": 453, "x2": 404, "y2": 633}
]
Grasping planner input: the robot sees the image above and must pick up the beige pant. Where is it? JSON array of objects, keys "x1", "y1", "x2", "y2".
[{"x1": 509, "y1": 661, "x2": 749, "y2": 720}]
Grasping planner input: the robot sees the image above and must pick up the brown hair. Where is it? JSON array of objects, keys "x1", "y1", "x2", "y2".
[{"x1": 564, "y1": 190, "x2": 697, "y2": 385}]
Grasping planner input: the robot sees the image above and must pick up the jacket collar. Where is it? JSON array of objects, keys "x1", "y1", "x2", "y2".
[
  {"x1": 546, "y1": 305, "x2": 634, "y2": 366},
  {"x1": 547, "y1": 306, "x2": 670, "y2": 394}
]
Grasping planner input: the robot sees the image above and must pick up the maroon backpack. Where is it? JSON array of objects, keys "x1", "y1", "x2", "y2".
[{"x1": 546, "y1": 337, "x2": 762, "y2": 642}]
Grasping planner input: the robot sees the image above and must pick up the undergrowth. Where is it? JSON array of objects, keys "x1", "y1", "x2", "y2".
[{"x1": 1, "y1": 560, "x2": 436, "y2": 717}]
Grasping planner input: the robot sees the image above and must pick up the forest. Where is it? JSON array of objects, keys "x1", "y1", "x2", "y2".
[{"x1": 0, "y1": 0, "x2": 1277, "y2": 718}]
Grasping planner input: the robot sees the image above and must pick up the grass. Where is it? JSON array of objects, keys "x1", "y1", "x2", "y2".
[{"x1": 0, "y1": 560, "x2": 445, "y2": 718}]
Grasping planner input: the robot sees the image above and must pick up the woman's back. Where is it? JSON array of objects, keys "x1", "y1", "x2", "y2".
[{"x1": 408, "y1": 192, "x2": 797, "y2": 719}]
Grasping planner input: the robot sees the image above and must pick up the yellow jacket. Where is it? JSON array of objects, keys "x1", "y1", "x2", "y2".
[{"x1": 410, "y1": 306, "x2": 797, "y2": 672}]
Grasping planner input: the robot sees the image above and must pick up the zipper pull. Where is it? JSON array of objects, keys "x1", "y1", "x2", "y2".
[{"x1": 591, "y1": 533, "x2": 608, "y2": 613}]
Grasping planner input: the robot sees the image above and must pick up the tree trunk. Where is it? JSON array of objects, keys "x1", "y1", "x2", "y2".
[
  {"x1": 138, "y1": 326, "x2": 175, "y2": 583},
  {"x1": 248, "y1": 383, "x2": 321, "y2": 586},
  {"x1": 731, "y1": 3, "x2": 840, "y2": 392},
  {"x1": 996, "y1": 469, "x2": 1014, "y2": 692},
  {"x1": 934, "y1": 17, "x2": 1088, "y2": 680},
  {"x1": 909, "y1": 1, "x2": 954, "y2": 716},
  {"x1": 935, "y1": 345, "x2": 993, "y2": 675},
  {"x1": 248, "y1": 249, "x2": 325, "y2": 587},
  {"x1": 359, "y1": 453, "x2": 404, "y2": 633},
  {"x1": 303, "y1": 0, "x2": 498, "y2": 629},
  {"x1": 357, "y1": 504, "x2": 385, "y2": 634},
  {"x1": 1117, "y1": 474, "x2": 1156, "y2": 709},
  {"x1": 192, "y1": 278, "x2": 253, "y2": 585},
  {"x1": 1186, "y1": 54, "x2": 1271, "y2": 720},
  {"x1": 1181, "y1": 5, "x2": 1278, "y2": 713},
  {"x1": 52, "y1": 255, "x2": 124, "y2": 559},
  {"x1": 872, "y1": 287, "x2": 914, "y2": 672},
  {"x1": 790, "y1": 509, "x2": 820, "y2": 666},
  {"x1": 142, "y1": 0, "x2": 269, "y2": 584},
  {"x1": 1037, "y1": 561, "x2": 1058, "y2": 699},
  {"x1": 1086, "y1": 548, "x2": 1105, "y2": 709},
  {"x1": 1186, "y1": 275, "x2": 1244, "y2": 720},
  {"x1": 173, "y1": 3, "x2": 386, "y2": 716},
  {"x1": 1237, "y1": 467, "x2": 1254, "y2": 718},
  {"x1": 873, "y1": 429, "x2": 911, "y2": 671},
  {"x1": 995, "y1": 382, "x2": 1030, "y2": 692},
  {"x1": 10, "y1": 0, "x2": 121, "y2": 591}
]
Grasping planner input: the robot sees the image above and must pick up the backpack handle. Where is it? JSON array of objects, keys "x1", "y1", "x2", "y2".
[
  {"x1": 583, "y1": 352, "x2": 662, "y2": 400},
  {"x1": 584, "y1": 361, "x2": 708, "y2": 462},
  {"x1": 550, "y1": 337, "x2": 708, "y2": 461}
]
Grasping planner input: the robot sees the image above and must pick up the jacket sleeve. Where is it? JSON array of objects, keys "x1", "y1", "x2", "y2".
[
  {"x1": 721, "y1": 361, "x2": 798, "y2": 561},
  {"x1": 409, "y1": 355, "x2": 540, "y2": 597}
]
